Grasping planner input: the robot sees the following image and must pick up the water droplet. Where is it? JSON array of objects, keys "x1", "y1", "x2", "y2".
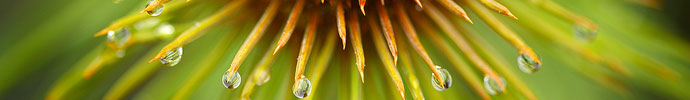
[
  {"x1": 106, "y1": 27, "x2": 131, "y2": 48},
  {"x1": 293, "y1": 77, "x2": 312, "y2": 98},
  {"x1": 134, "y1": 18, "x2": 161, "y2": 30},
  {"x1": 222, "y1": 71, "x2": 241, "y2": 89},
  {"x1": 116, "y1": 50, "x2": 126, "y2": 58},
  {"x1": 517, "y1": 53, "x2": 541, "y2": 74},
  {"x1": 194, "y1": 21, "x2": 201, "y2": 26},
  {"x1": 573, "y1": 24, "x2": 597, "y2": 42},
  {"x1": 144, "y1": 0, "x2": 164, "y2": 16},
  {"x1": 253, "y1": 70, "x2": 271, "y2": 86},
  {"x1": 431, "y1": 65, "x2": 452, "y2": 91},
  {"x1": 160, "y1": 47, "x2": 182, "y2": 66},
  {"x1": 156, "y1": 23, "x2": 175, "y2": 36},
  {"x1": 483, "y1": 75, "x2": 506, "y2": 95}
]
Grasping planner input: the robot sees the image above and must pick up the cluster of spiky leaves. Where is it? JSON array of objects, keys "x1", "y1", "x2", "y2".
[{"x1": 0, "y1": 0, "x2": 682, "y2": 99}]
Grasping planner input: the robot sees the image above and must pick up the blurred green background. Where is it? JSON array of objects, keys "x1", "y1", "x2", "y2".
[{"x1": 0, "y1": 0, "x2": 689, "y2": 100}]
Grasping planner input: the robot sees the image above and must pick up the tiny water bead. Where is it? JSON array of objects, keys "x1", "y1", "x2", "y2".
[
  {"x1": 517, "y1": 53, "x2": 541, "y2": 74},
  {"x1": 144, "y1": 0, "x2": 164, "y2": 16},
  {"x1": 134, "y1": 18, "x2": 161, "y2": 30},
  {"x1": 431, "y1": 65, "x2": 452, "y2": 91},
  {"x1": 107, "y1": 28, "x2": 131, "y2": 58},
  {"x1": 115, "y1": 50, "x2": 126, "y2": 58},
  {"x1": 106, "y1": 27, "x2": 131, "y2": 48},
  {"x1": 253, "y1": 70, "x2": 271, "y2": 86},
  {"x1": 222, "y1": 71, "x2": 242, "y2": 89},
  {"x1": 573, "y1": 24, "x2": 598, "y2": 42},
  {"x1": 293, "y1": 77, "x2": 312, "y2": 98},
  {"x1": 483, "y1": 75, "x2": 506, "y2": 95},
  {"x1": 160, "y1": 47, "x2": 183, "y2": 66},
  {"x1": 156, "y1": 23, "x2": 175, "y2": 36}
]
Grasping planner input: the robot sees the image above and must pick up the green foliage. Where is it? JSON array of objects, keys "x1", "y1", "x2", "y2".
[{"x1": 0, "y1": 0, "x2": 689, "y2": 100}]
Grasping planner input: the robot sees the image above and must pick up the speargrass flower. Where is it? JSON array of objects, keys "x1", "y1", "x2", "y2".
[{"x1": 0, "y1": 0, "x2": 678, "y2": 99}]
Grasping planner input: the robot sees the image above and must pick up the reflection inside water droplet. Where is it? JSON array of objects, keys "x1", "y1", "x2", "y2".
[
  {"x1": 254, "y1": 69, "x2": 271, "y2": 86},
  {"x1": 160, "y1": 47, "x2": 182, "y2": 66},
  {"x1": 483, "y1": 75, "x2": 506, "y2": 95},
  {"x1": 517, "y1": 53, "x2": 541, "y2": 74},
  {"x1": 222, "y1": 71, "x2": 241, "y2": 89},
  {"x1": 573, "y1": 24, "x2": 597, "y2": 42},
  {"x1": 145, "y1": 0, "x2": 164, "y2": 16},
  {"x1": 293, "y1": 77, "x2": 312, "y2": 98},
  {"x1": 106, "y1": 27, "x2": 131, "y2": 48},
  {"x1": 431, "y1": 65, "x2": 452, "y2": 91}
]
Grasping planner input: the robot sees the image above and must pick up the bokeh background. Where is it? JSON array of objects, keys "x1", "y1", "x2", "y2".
[{"x1": 0, "y1": 0, "x2": 689, "y2": 100}]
